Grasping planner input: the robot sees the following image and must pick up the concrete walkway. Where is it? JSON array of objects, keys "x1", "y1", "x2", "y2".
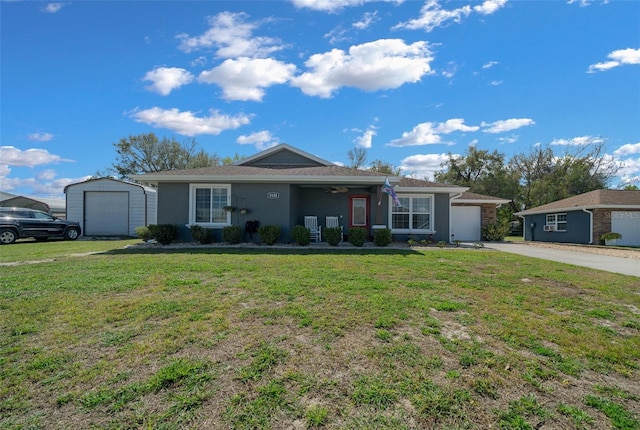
[{"x1": 484, "y1": 242, "x2": 640, "y2": 277}]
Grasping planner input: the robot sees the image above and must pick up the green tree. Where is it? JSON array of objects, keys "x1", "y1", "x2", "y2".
[
  {"x1": 509, "y1": 140, "x2": 617, "y2": 209},
  {"x1": 112, "y1": 133, "x2": 219, "y2": 178},
  {"x1": 434, "y1": 147, "x2": 519, "y2": 200},
  {"x1": 369, "y1": 159, "x2": 402, "y2": 176}
]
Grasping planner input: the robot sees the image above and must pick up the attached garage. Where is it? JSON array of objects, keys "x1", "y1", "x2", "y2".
[
  {"x1": 451, "y1": 206, "x2": 481, "y2": 241},
  {"x1": 64, "y1": 178, "x2": 157, "y2": 237},
  {"x1": 452, "y1": 192, "x2": 510, "y2": 242},
  {"x1": 611, "y1": 211, "x2": 640, "y2": 247}
]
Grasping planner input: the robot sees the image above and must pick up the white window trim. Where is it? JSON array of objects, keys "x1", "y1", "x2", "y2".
[
  {"x1": 188, "y1": 184, "x2": 232, "y2": 227},
  {"x1": 389, "y1": 194, "x2": 435, "y2": 233},
  {"x1": 545, "y1": 213, "x2": 567, "y2": 232}
]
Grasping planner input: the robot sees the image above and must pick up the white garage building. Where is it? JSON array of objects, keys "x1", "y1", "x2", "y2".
[
  {"x1": 65, "y1": 178, "x2": 157, "y2": 237},
  {"x1": 451, "y1": 192, "x2": 511, "y2": 241}
]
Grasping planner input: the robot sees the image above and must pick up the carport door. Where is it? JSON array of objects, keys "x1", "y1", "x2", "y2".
[
  {"x1": 84, "y1": 191, "x2": 129, "y2": 236},
  {"x1": 451, "y1": 206, "x2": 481, "y2": 241},
  {"x1": 611, "y1": 211, "x2": 640, "y2": 246}
]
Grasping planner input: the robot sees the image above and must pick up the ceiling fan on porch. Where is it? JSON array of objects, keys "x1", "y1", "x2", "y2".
[{"x1": 324, "y1": 186, "x2": 348, "y2": 194}]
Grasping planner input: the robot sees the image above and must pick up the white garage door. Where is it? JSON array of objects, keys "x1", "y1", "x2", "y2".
[
  {"x1": 84, "y1": 191, "x2": 129, "y2": 236},
  {"x1": 451, "y1": 206, "x2": 481, "y2": 241},
  {"x1": 611, "y1": 211, "x2": 640, "y2": 246}
]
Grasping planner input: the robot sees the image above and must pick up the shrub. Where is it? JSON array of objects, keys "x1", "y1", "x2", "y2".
[
  {"x1": 324, "y1": 227, "x2": 342, "y2": 246},
  {"x1": 348, "y1": 227, "x2": 367, "y2": 247},
  {"x1": 258, "y1": 225, "x2": 281, "y2": 245},
  {"x1": 373, "y1": 228, "x2": 392, "y2": 247},
  {"x1": 291, "y1": 225, "x2": 310, "y2": 246},
  {"x1": 135, "y1": 226, "x2": 153, "y2": 242},
  {"x1": 189, "y1": 225, "x2": 214, "y2": 244},
  {"x1": 481, "y1": 220, "x2": 509, "y2": 241},
  {"x1": 147, "y1": 224, "x2": 178, "y2": 245},
  {"x1": 222, "y1": 226, "x2": 242, "y2": 244}
]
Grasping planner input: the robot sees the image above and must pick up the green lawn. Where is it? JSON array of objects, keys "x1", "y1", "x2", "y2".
[{"x1": 1, "y1": 240, "x2": 639, "y2": 429}]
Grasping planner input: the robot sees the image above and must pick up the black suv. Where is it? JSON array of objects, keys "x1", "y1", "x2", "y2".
[{"x1": 0, "y1": 207, "x2": 81, "y2": 244}]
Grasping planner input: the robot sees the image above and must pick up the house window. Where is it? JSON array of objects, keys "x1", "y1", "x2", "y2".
[
  {"x1": 545, "y1": 213, "x2": 567, "y2": 232},
  {"x1": 189, "y1": 184, "x2": 231, "y2": 226},
  {"x1": 391, "y1": 195, "x2": 433, "y2": 232}
]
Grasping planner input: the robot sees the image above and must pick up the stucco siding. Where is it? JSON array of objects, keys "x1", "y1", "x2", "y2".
[
  {"x1": 157, "y1": 183, "x2": 190, "y2": 240},
  {"x1": 248, "y1": 151, "x2": 323, "y2": 167},
  {"x1": 523, "y1": 210, "x2": 591, "y2": 244}
]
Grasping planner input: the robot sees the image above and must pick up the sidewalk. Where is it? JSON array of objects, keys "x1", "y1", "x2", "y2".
[{"x1": 484, "y1": 242, "x2": 640, "y2": 277}]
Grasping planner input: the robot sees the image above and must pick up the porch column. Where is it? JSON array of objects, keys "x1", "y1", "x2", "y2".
[{"x1": 374, "y1": 185, "x2": 383, "y2": 224}]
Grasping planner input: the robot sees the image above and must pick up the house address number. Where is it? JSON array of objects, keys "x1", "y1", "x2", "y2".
[{"x1": 267, "y1": 192, "x2": 280, "y2": 199}]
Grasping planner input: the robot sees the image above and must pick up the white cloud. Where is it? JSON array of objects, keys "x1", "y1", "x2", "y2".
[
  {"x1": 0, "y1": 168, "x2": 90, "y2": 197},
  {"x1": 290, "y1": 0, "x2": 403, "y2": 12},
  {"x1": 198, "y1": 57, "x2": 296, "y2": 101},
  {"x1": 498, "y1": 135, "x2": 518, "y2": 144},
  {"x1": 353, "y1": 11, "x2": 379, "y2": 29},
  {"x1": 177, "y1": 12, "x2": 284, "y2": 58},
  {"x1": 474, "y1": 0, "x2": 508, "y2": 15},
  {"x1": 237, "y1": 130, "x2": 279, "y2": 150},
  {"x1": 394, "y1": 0, "x2": 506, "y2": 32},
  {"x1": 354, "y1": 128, "x2": 376, "y2": 148},
  {"x1": 387, "y1": 118, "x2": 478, "y2": 147},
  {"x1": 550, "y1": 135, "x2": 606, "y2": 146},
  {"x1": 588, "y1": 48, "x2": 640, "y2": 73},
  {"x1": 130, "y1": 107, "x2": 252, "y2": 136},
  {"x1": 143, "y1": 67, "x2": 194, "y2": 96},
  {"x1": 435, "y1": 118, "x2": 479, "y2": 134},
  {"x1": 490, "y1": 80, "x2": 503, "y2": 86},
  {"x1": 27, "y1": 132, "x2": 54, "y2": 142},
  {"x1": 617, "y1": 157, "x2": 640, "y2": 184},
  {"x1": 291, "y1": 39, "x2": 433, "y2": 98},
  {"x1": 614, "y1": 142, "x2": 640, "y2": 156},
  {"x1": 42, "y1": 3, "x2": 66, "y2": 13},
  {"x1": 568, "y1": 0, "x2": 610, "y2": 7},
  {"x1": 482, "y1": 61, "x2": 499, "y2": 69},
  {"x1": 399, "y1": 153, "x2": 454, "y2": 179},
  {"x1": 0, "y1": 146, "x2": 71, "y2": 167},
  {"x1": 481, "y1": 118, "x2": 534, "y2": 133}
]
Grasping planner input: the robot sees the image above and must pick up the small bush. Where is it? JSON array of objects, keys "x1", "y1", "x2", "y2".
[
  {"x1": 324, "y1": 227, "x2": 342, "y2": 246},
  {"x1": 481, "y1": 220, "x2": 509, "y2": 241},
  {"x1": 189, "y1": 225, "x2": 214, "y2": 244},
  {"x1": 291, "y1": 225, "x2": 310, "y2": 246},
  {"x1": 135, "y1": 226, "x2": 153, "y2": 242},
  {"x1": 147, "y1": 224, "x2": 178, "y2": 245},
  {"x1": 258, "y1": 225, "x2": 281, "y2": 245},
  {"x1": 222, "y1": 226, "x2": 242, "y2": 244},
  {"x1": 373, "y1": 228, "x2": 392, "y2": 247},
  {"x1": 348, "y1": 227, "x2": 367, "y2": 247}
]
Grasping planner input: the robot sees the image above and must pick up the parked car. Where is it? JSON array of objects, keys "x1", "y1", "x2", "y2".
[{"x1": 0, "y1": 207, "x2": 81, "y2": 244}]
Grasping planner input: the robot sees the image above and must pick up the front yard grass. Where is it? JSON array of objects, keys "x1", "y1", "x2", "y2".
[{"x1": 1, "y1": 241, "x2": 639, "y2": 429}]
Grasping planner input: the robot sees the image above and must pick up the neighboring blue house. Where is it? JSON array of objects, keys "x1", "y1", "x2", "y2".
[
  {"x1": 133, "y1": 144, "x2": 505, "y2": 243},
  {"x1": 515, "y1": 189, "x2": 640, "y2": 247}
]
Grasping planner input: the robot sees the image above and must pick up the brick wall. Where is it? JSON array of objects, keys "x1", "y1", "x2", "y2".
[{"x1": 592, "y1": 208, "x2": 640, "y2": 243}]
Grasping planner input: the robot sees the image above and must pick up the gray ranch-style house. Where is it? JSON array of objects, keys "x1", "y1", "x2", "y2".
[
  {"x1": 133, "y1": 144, "x2": 505, "y2": 244},
  {"x1": 515, "y1": 189, "x2": 640, "y2": 247}
]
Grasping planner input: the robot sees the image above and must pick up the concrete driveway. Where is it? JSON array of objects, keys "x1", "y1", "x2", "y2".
[{"x1": 484, "y1": 242, "x2": 640, "y2": 277}]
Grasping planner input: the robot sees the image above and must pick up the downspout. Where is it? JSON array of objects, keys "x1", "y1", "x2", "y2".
[
  {"x1": 517, "y1": 215, "x2": 525, "y2": 241},
  {"x1": 449, "y1": 192, "x2": 464, "y2": 243},
  {"x1": 582, "y1": 208, "x2": 593, "y2": 244}
]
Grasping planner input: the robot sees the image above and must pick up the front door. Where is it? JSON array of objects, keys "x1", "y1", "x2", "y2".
[{"x1": 349, "y1": 195, "x2": 370, "y2": 231}]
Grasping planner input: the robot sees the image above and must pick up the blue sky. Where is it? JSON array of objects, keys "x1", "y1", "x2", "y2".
[{"x1": 1, "y1": 0, "x2": 639, "y2": 198}]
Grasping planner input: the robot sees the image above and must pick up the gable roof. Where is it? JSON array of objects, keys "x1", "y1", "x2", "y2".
[
  {"x1": 515, "y1": 189, "x2": 640, "y2": 216},
  {"x1": 454, "y1": 191, "x2": 511, "y2": 205},
  {"x1": 131, "y1": 144, "x2": 468, "y2": 194},
  {"x1": 237, "y1": 143, "x2": 333, "y2": 167},
  {"x1": 64, "y1": 177, "x2": 156, "y2": 193}
]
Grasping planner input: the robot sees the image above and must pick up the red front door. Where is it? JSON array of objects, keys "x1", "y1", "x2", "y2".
[{"x1": 349, "y1": 195, "x2": 370, "y2": 230}]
